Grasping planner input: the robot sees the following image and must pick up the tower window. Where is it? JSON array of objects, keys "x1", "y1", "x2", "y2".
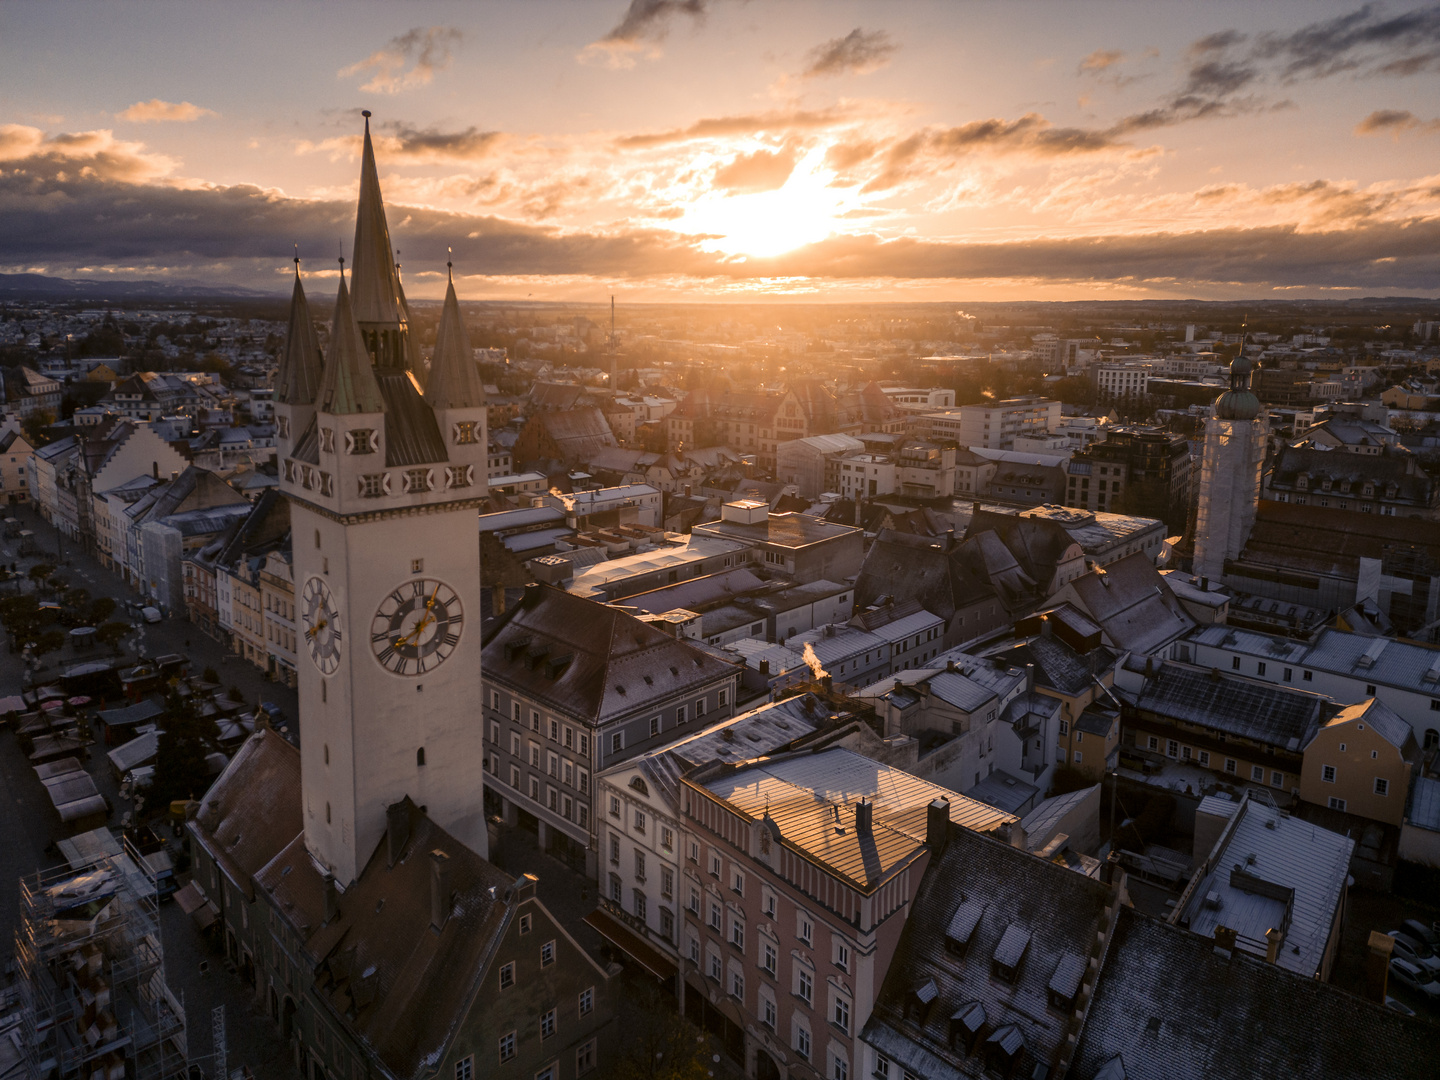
[
  {"x1": 319, "y1": 428, "x2": 335, "y2": 453},
  {"x1": 346, "y1": 429, "x2": 377, "y2": 455},
  {"x1": 315, "y1": 529, "x2": 321, "y2": 549},
  {"x1": 446, "y1": 465, "x2": 473, "y2": 489},
  {"x1": 326, "y1": 802, "x2": 331, "y2": 824},
  {"x1": 324, "y1": 744, "x2": 329, "y2": 765},
  {"x1": 453, "y1": 421, "x2": 479, "y2": 445},
  {"x1": 404, "y1": 468, "x2": 433, "y2": 493},
  {"x1": 359, "y1": 474, "x2": 387, "y2": 498},
  {"x1": 417, "y1": 747, "x2": 426, "y2": 767},
  {"x1": 412, "y1": 559, "x2": 424, "y2": 574}
]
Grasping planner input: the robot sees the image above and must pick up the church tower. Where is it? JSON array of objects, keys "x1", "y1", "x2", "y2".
[
  {"x1": 1193, "y1": 347, "x2": 1267, "y2": 584},
  {"x1": 280, "y1": 112, "x2": 489, "y2": 885}
]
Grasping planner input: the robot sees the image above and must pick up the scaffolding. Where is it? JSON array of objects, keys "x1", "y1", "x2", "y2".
[{"x1": 14, "y1": 837, "x2": 188, "y2": 1080}]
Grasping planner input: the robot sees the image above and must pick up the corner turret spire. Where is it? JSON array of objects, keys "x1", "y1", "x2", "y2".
[
  {"x1": 276, "y1": 255, "x2": 323, "y2": 406},
  {"x1": 425, "y1": 255, "x2": 487, "y2": 410},
  {"x1": 318, "y1": 257, "x2": 385, "y2": 416}
]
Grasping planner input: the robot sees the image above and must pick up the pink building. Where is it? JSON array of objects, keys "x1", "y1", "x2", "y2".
[{"x1": 679, "y1": 747, "x2": 1020, "y2": 1080}]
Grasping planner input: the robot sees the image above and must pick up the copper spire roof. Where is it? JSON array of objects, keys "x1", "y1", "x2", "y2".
[
  {"x1": 424, "y1": 264, "x2": 487, "y2": 411},
  {"x1": 318, "y1": 263, "x2": 385, "y2": 416},
  {"x1": 276, "y1": 259, "x2": 323, "y2": 406},
  {"x1": 348, "y1": 112, "x2": 405, "y2": 330}
]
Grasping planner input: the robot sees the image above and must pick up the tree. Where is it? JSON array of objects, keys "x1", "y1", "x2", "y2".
[
  {"x1": 30, "y1": 629, "x2": 65, "y2": 658},
  {"x1": 21, "y1": 410, "x2": 56, "y2": 448},
  {"x1": 96, "y1": 621, "x2": 131, "y2": 652},
  {"x1": 63, "y1": 587, "x2": 91, "y2": 610},
  {"x1": 88, "y1": 596, "x2": 117, "y2": 624},
  {"x1": 149, "y1": 694, "x2": 221, "y2": 811},
  {"x1": 606, "y1": 981, "x2": 711, "y2": 1080},
  {"x1": 27, "y1": 563, "x2": 55, "y2": 588},
  {"x1": 228, "y1": 685, "x2": 245, "y2": 704},
  {"x1": 202, "y1": 667, "x2": 219, "y2": 684}
]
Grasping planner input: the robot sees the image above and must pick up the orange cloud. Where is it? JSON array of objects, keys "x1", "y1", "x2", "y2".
[{"x1": 117, "y1": 99, "x2": 216, "y2": 123}]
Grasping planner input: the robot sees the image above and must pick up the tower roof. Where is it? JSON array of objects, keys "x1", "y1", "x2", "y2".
[
  {"x1": 318, "y1": 268, "x2": 385, "y2": 416},
  {"x1": 276, "y1": 262, "x2": 323, "y2": 406},
  {"x1": 425, "y1": 267, "x2": 487, "y2": 411},
  {"x1": 349, "y1": 113, "x2": 405, "y2": 330}
]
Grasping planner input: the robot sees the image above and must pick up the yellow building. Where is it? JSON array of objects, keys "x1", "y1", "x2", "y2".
[
  {"x1": 1300, "y1": 698, "x2": 1419, "y2": 826},
  {"x1": 0, "y1": 430, "x2": 34, "y2": 503}
]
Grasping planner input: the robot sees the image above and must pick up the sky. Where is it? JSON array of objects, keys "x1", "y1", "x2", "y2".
[{"x1": 2, "y1": 0, "x2": 1440, "y2": 302}]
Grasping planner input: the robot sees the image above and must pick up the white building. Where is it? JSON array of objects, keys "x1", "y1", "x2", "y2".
[
  {"x1": 924, "y1": 397, "x2": 1061, "y2": 450},
  {"x1": 1193, "y1": 356, "x2": 1268, "y2": 584}
]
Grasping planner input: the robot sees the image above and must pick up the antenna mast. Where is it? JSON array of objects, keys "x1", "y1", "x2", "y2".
[{"x1": 609, "y1": 295, "x2": 617, "y2": 396}]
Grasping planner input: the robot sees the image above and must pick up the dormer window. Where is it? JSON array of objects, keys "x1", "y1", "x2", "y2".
[
  {"x1": 1296, "y1": 473, "x2": 1309, "y2": 491},
  {"x1": 905, "y1": 979, "x2": 937, "y2": 1025},
  {"x1": 945, "y1": 898, "x2": 985, "y2": 957},
  {"x1": 346, "y1": 429, "x2": 377, "y2": 455},
  {"x1": 1321, "y1": 476, "x2": 1332, "y2": 492},
  {"x1": 1047, "y1": 952, "x2": 1086, "y2": 1011},
  {"x1": 991, "y1": 925, "x2": 1031, "y2": 984}
]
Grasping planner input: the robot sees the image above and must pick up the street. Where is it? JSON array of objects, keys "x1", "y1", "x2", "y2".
[{"x1": 0, "y1": 502, "x2": 299, "y2": 1080}]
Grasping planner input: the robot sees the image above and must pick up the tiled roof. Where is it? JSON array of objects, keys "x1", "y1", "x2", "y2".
[
  {"x1": 1133, "y1": 663, "x2": 1329, "y2": 750},
  {"x1": 1070, "y1": 907, "x2": 1433, "y2": 1080},
  {"x1": 861, "y1": 823, "x2": 1115, "y2": 1079}
]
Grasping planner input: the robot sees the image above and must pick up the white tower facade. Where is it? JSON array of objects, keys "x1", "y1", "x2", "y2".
[
  {"x1": 280, "y1": 114, "x2": 489, "y2": 885},
  {"x1": 1193, "y1": 353, "x2": 1267, "y2": 584}
]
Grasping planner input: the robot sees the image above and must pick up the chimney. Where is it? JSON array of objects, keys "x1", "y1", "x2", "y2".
[
  {"x1": 493, "y1": 587, "x2": 506, "y2": 616},
  {"x1": 386, "y1": 802, "x2": 410, "y2": 867},
  {"x1": 1365, "y1": 931, "x2": 1394, "y2": 1003},
  {"x1": 1264, "y1": 927, "x2": 1282, "y2": 964},
  {"x1": 855, "y1": 798, "x2": 873, "y2": 836},
  {"x1": 1025, "y1": 662, "x2": 1035, "y2": 694},
  {"x1": 429, "y1": 849, "x2": 452, "y2": 932},
  {"x1": 926, "y1": 798, "x2": 950, "y2": 853},
  {"x1": 1213, "y1": 925, "x2": 1238, "y2": 955},
  {"x1": 523, "y1": 582, "x2": 544, "y2": 609},
  {"x1": 322, "y1": 873, "x2": 340, "y2": 924},
  {"x1": 759, "y1": 659, "x2": 770, "y2": 677},
  {"x1": 945, "y1": 659, "x2": 956, "y2": 673},
  {"x1": 821, "y1": 674, "x2": 833, "y2": 694}
]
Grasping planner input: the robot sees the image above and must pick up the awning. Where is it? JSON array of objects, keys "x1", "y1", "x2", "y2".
[
  {"x1": 174, "y1": 881, "x2": 218, "y2": 931},
  {"x1": 582, "y1": 908, "x2": 678, "y2": 981}
]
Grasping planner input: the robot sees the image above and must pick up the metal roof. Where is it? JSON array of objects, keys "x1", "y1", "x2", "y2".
[
  {"x1": 1133, "y1": 663, "x2": 1329, "y2": 750},
  {"x1": 1407, "y1": 775, "x2": 1440, "y2": 832},
  {"x1": 1179, "y1": 797, "x2": 1354, "y2": 977},
  {"x1": 701, "y1": 748, "x2": 1017, "y2": 891},
  {"x1": 992, "y1": 924, "x2": 1032, "y2": 968}
]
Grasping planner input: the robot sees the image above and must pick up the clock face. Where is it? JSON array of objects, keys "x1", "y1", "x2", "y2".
[
  {"x1": 371, "y1": 578, "x2": 463, "y2": 676},
  {"x1": 302, "y1": 576, "x2": 342, "y2": 675}
]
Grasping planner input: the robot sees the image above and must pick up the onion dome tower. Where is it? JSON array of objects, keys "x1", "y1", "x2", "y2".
[{"x1": 1193, "y1": 342, "x2": 1268, "y2": 583}]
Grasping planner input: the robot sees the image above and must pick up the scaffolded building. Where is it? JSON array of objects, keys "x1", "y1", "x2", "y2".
[{"x1": 13, "y1": 840, "x2": 187, "y2": 1080}]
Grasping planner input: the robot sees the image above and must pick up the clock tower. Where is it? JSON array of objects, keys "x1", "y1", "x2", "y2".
[{"x1": 278, "y1": 113, "x2": 489, "y2": 885}]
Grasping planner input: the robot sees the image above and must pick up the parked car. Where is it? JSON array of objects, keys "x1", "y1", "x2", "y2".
[
  {"x1": 141, "y1": 606, "x2": 162, "y2": 624},
  {"x1": 1389, "y1": 957, "x2": 1440, "y2": 1001},
  {"x1": 1401, "y1": 919, "x2": 1440, "y2": 949},
  {"x1": 1384, "y1": 996, "x2": 1417, "y2": 1018},
  {"x1": 1385, "y1": 930, "x2": 1440, "y2": 976}
]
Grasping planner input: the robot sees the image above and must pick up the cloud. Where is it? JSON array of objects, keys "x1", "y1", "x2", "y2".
[
  {"x1": 802, "y1": 28, "x2": 897, "y2": 78},
  {"x1": 1355, "y1": 108, "x2": 1440, "y2": 135},
  {"x1": 0, "y1": 123, "x2": 176, "y2": 182},
  {"x1": 616, "y1": 107, "x2": 853, "y2": 148},
  {"x1": 1079, "y1": 49, "x2": 1125, "y2": 73},
  {"x1": 117, "y1": 99, "x2": 216, "y2": 123},
  {"x1": 581, "y1": 0, "x2": 708, "y2": 67},
  {"x1": 386, "y1": 122, "x2": 505, "y2": 163},
  {"x1": 712, "y1": 147, "x2": 799, "y2": 193},
  {"x1": 1256, "y1": 3, "x2": 1440, "y2": 80},
  {"x1": 340, "y1": 27, "x2": 462, "y2": 94}
]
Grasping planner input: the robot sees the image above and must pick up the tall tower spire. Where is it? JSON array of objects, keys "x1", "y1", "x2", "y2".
[
  {"x1": 276, "y1": 256, "x2": 323, "y2": 408},
  {"x1": 349, "y1": 110, "x2": 410, "y2": 368},
  {"x1": 1193, "y1": 332, "x2": 1267, "y2": 583}
]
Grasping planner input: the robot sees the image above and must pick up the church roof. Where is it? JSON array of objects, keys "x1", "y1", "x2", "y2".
[
  {"x1": 318, "y1": 271, "x2": 385, "y2": 416},
  {"x1": 425, "y1": 272, "x2": 487, "y2": 411},
  {"x1": 277, "y1": 264, "x2": 323, "y2": 406},
  {"x1": 349, "y1": 114, "x2": 405, "y2": 330},
  {"x1": 378, "y1": 368, "x2": 449, "y2": 467}
]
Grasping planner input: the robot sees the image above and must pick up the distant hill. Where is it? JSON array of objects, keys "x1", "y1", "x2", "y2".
[{"x1": 0, "y1": 272, "x2": 282, "y2": 302}]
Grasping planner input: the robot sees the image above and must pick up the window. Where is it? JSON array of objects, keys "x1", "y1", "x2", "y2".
[
  {"x1": 1059, "y1": 720, "x2": 1069, "y2": 736},
  {"x1": 763, "y1": 942, "x2": 778, "y2": 976},
  {"x1": 1224, "y1": 758, "x2": 1237, "y2": 774},
  {"x1": 834, "y1": 942, "x2": 850, "y2": 973},
  {"x1": 1271, "y1": 771, "x2": 1284, "y2": 787},
  {"x1": 833, "y1": 997, "x2": 850, "y2": 1034},
  {"x1": 795, "y1": 1025, "x2": 811, "y2": 1061},
  {"x1": 519, "y1": 913, "x2": 532, "y2": 935},
  {"x1": 1366, "y1": 684, "x2": 1377, "y2": 696},
  {"x1": 1328, "y1": 796, "x2": 1347, "y2": 811},
  {"x1": 499, "y1": 962, "x2": 515, "y2": 990},
  {"x1": 1074, "y1": 751, "x2": 1083, "y2": 764},
  {"x1": 1166, "y1": 740, "x2": 1179, "y2": 759},
  {"x1": 634, "y1": 809, "x2": 647, "y2": 833},
  {"x1": 1375, "y1": 777, "x2": 1390, "y2": 796},
  {"x1": 610, "y1": 731, "x2": 624, "y2": 753},
  {"x1": 498, "y1": 1032, "x2": 517, "y2": 1063},
  {"x1": 731, "y1": 918, "x2": 745, "y2": 950},
  {"x1": 1147, "y1": 736, "x2": 1159, "y2": 751},
  {"x1": 347, "y1": 428, "x2": 376, "y2": 454},
  {"x1": 1231, "y1": 656, "x2": 1241, "y2": 670},
  {"x1": 1322, "y1": 765, "x2": 1336, "y2": 783},
  {"x1": 456, "y1": 1057, "x2": 473, "y2": 1080},
  {"x1": 404, "y1": 468, "x2": 432, "y2": 493},
  {"x1": 661, "y1": 826, "x2": 674, "y2": 853},
  {"x1": 649, "y1": 715, "x2": 661, "y2": 737},
  {"x1": 763, "y1": 889, "x2": 777, "y2": 918},
  {"x1": 688, "y1": 886, "x2": 700, "y2": 914},
  {"x1": 1283, "y1": 668, "x2": 1293, "y2": 682},
  {"x1": 609, "y1": 795, "x2": 621, "y2": 817},
  {"x1": 798, "y1": 969, "x2": 813, "y2": 1005},
  {"x1": 541, "y1": 940, "x2": 555, "y2": 966},
  {"x1": 676, "y1": 705, "x2": 687, "y2": 725},
  {"x1": 359, "y1": 473, "x2": 386, "y2": 498},
  {"x1": 688, "y1": 840, "x2": 700, "y2": 863},
  {"x1": 635, "y1": 849, "x2": 646, "y2": 881},
  {"x1": 609, "y1": 874, "x2": 622, "y2": 903},
  {"x1": 731, "y1": 970, "x2": 744, "y2": 1000},
  {"x1": 762, "y1": 994, "x2": 776, "y2": 1030},
  {"x1": 719, "y1": 688, "x2": 729, "y2": 707},
  {"x1": 1198, "y1": 751, "x2": 1211, "y2": 767},
  {"x1": 709, "y1": 952, "x2": 722, "y2": 981},
  {"x1": 710, "y1": 902, "x2": 722, "y2": 932},
  {"x1": 662, "y1": 867, "x2": 674, "y2": 899},
  {"x1": 695, "y1": 698, "x2": 707, "y2": 718},
  {"x1": 576, "y1": 1039, "x2": 596, "y2": 1076},
  {"x1": 732, "y1": 870, "x2": 744, "y2": 896},
  {"x1": 609, "y1": 836, "x2": 620, "y2": 864},
  {"x1": 540, "y1": 1008, "x2": 556, "y2": 1039},
  {"x1": 634, "y1": 891, "x2": 647, "y2": 921},
  {"x1": 709, "y1": 852, "x2": 721, "y2": 877},
  {"x1": 798, "y1": 915, "x2": 813, "y2": 946},
  {"x1": 1251, "y1": 765, "x2": 1265, "y2": 782},
  {"x1": 1257, "y1": 662, "x2": 1267, "y2": 676}
]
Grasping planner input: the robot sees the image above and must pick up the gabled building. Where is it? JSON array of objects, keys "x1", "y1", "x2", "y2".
[
  {"x1": 0, "y1": 428, "x2": 34, "y2": 503},
  {"x1": 1298, "y1": 698, "x2": 1419, "y2": 825},
  {"x1": 860, "y1": 821, "x2": 1123, "y2": 1080},
  {"x1": 1045, "y1": 552, "x2": 1195, "y2": 661},
  {"x1": 680, "y1": 748, "x2": 1021, "y2": 1080},
  {"x1": 481, "y1": 583, "x2": 741, "y2": 874}
]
